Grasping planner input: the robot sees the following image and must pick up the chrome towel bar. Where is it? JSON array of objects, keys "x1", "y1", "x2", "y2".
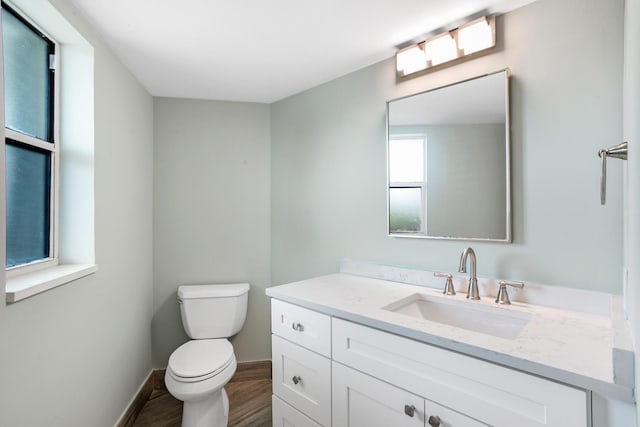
[{"x1": 598, "y1": 142, "x2": 627, "y2": 205}]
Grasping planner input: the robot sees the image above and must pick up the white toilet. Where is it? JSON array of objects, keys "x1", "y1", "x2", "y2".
[{"x1": 165, "y1": 283, "x2": 250, "y2": 427}]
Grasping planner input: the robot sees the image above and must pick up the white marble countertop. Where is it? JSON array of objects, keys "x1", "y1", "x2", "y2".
[{"x1": 266, "y1": 272, "x2": 634, "y2": 402}]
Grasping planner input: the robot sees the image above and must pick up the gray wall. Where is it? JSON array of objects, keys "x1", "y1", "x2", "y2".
[
  {"x1": 271, "y1": 0, "x2": 624, "y2": 292},
  {"x1": 153, "y1": 98, "x2": 271, "y2": 367},
  {"x1": 427, "y1": 124, "x2": 506, "y2": 239},
  {"x1": 0, "y1": 1, "x2": 154, "y2": 426}
]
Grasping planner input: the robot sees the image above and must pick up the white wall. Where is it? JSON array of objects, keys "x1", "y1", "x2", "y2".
[
  {"x1": 153, "y1": 98, "x2": 271, "y2": 367},
  {"x1": 623, "y1": 0, "x2": 640, "y2": 424},
  {"x1": 0, "y1": 1, "x2": 154, "y2": 425},
  {"x1": 271, "y1": 0, "x2": 625, "y2": 293}
]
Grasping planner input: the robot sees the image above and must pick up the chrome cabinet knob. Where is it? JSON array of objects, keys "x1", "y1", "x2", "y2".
[
  {"x1": 292, "y1": 322, "x2": 304, "y2": 332},
  {"x1": 428, "y1": 415, "x2": 441, "y2": 426},
  {"x1": 292, "y1": 375, "x2": 302, "y2": 385},
  {"x1": 404, "y1": 405, "x2": 416, "y2": 417}
]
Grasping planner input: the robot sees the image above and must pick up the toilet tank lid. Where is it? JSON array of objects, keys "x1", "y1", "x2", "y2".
[{"x1": 178, "y1": 283, "x2": 250, "y2": 299}]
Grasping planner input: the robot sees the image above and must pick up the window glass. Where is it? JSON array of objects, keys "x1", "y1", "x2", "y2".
[
  {"x1": 389, "y1": 187, "x2": 422, "y2": 232},
  {"x1": 2, "y1": 4, "x2": 56, "y2": 269},
  {"x1": 5, "y1": 142, "x2": 52, "y2": 267},
  {"x1": 2, "y1": 6, "x2": 53, "y2": 141},
  {"x1": 389, "y1": 137, "x2": 424, "y2": 183}
]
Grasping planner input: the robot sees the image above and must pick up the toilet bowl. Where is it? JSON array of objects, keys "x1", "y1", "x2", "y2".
[
  {"x1": 165, "y1": 339, "x2": 237, "y2": 426},
  {"x1": 165, "y1": 283, "x2": 250, "y2": 427}
]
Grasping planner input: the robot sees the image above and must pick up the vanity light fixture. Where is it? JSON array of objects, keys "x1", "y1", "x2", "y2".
[{"x1": 396, "y1": 16, "x2": 496, "y2": 77}]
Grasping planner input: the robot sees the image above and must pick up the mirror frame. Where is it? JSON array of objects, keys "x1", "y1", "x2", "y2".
[{"x1": 386, "y1": 69, "x2": 512, "y2": 242}]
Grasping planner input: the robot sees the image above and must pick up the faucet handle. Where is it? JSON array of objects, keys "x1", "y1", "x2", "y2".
[
  {"x1": 496, "y1": 280, "x2": 524, "y2": 305},
  {"x1": 434, "y1": 272, "x2": 456, "y2": 295}
]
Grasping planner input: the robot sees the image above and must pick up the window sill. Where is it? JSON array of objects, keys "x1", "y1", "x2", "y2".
[{"x1": 6, "y1": 263, "x2": 98, "y2": 303}]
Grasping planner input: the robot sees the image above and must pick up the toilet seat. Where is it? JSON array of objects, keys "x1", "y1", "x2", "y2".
[{"x1": 168, "y1": 339, "x2": 235, "y2": 383}]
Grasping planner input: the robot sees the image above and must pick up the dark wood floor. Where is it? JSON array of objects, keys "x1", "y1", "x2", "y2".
[{"x1": 133, "y1": 368, "x2": 272, "y2": 427}]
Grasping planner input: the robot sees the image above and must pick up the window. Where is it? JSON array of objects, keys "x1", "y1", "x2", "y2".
[
  {"x1": 2, "y1": 0, "x2": 96, "y2": 303},
  {"x1": 2, "y1": 2, "x2": 58, "y2": 271},
  {"x1": 388, "y1": 135, "x2": 426, "y2": 233}
]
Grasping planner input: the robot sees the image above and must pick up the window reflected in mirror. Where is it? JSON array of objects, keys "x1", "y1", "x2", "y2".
[{"x1": 388, "y1": 136, "x2": 425, "y2": 233}]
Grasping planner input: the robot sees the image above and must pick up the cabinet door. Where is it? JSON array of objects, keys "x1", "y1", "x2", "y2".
[
  {"x1": 273, "y1": 395, "x2": 323, "y2": 427},
  {"x1": 273, "y1": 335, "x2": 331, "y2": 426},
  {"x1": 332, "y1": 362, "x2": 424, "y2": 427}
]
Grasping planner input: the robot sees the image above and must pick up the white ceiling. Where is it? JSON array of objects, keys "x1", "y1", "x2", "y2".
[{"x1": 67, "y1": 0, "x2": 535, "y2": 103}]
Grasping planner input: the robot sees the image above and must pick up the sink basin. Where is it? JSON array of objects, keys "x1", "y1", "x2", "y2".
[{"x1": 382, "y1": 293, "x2": 531, "y2": 339}]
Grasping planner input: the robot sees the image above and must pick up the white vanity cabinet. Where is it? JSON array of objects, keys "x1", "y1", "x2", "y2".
[
  {"x1": 270, "y1": 298, "x2": 590, "y2": 427},
  {"x1": 271, "y1": 299, "x2": 332, "y2": 427}
]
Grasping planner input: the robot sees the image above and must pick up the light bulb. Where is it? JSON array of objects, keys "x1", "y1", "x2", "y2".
[
  {"x1": 424, "y1": 33, "x2": 457, "y2": 66},
  {"x1": 396, "y1": 45, "x2": 427, "y2": 76},
  {"x1": 457, "y1": 18, "x2": 494, "y2": 55}
]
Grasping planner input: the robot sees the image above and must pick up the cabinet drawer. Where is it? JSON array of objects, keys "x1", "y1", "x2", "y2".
[
  {"x1": 272, "y1": 299, "x2": 331, "y2": 357},
  {"x1": 332, "y1": 318, "x2": 588, "y2": 427},
  {"x1": 272, "y1": 335, "x2": 331, "y2": 426},
  {"x1": 273, "y1": 395, "x2": 323, "y2": 427}
]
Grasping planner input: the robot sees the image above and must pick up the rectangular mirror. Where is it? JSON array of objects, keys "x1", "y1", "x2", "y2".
[{"x1": 387, "y1": 69, "x2": 511, "y2": 242}]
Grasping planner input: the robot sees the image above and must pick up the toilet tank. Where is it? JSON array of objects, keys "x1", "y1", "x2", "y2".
[{"x1": 177, "y1": 283, "x2": 250, "y2": 339}]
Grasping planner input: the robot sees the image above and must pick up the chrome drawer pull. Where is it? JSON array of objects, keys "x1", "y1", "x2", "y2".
[
  {"x1": 428, "y1": 415, "x2": 441, "y2": 427},
  {"x1": 292, "y1": 375, "x2": 302, "y2": 385},
  {"x1": 404, "y1": 405, "x2": 416, "y2": 417},
  {"x1": 292, "y1": 322, "x2": 304, "y2": 332}
]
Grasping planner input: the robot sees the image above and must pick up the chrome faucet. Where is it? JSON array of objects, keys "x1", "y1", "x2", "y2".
[{"x1": 458, "y1": 247, "x2": 480, "y2": 300}]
